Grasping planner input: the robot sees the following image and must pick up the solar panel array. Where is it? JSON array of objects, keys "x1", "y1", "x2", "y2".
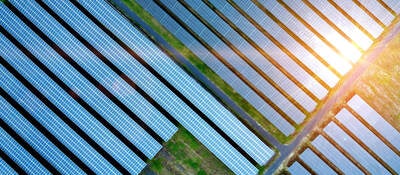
[
  {"x1": 0, "y1": 0, "x2": 273, "y2": 174},
  {"x1": 288, "y1": 94, "x2": 400, "y2": 174},
  {"x1": 136, "y1": 0, "x2": 400, "y2": 136}
]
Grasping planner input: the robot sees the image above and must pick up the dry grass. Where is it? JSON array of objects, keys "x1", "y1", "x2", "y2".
[{"x1": 354, "y1": 33, "x2": 400, "y2": 131}]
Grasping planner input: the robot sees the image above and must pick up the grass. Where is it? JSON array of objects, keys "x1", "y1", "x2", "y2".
[
  {"x1": 144, "y1": 127, "x2": 234, "y2": 175},
  {"x1": 119, "y1": 0, "x2": 290, "y2": 144},
  {"x1": 147, "y1": 158, "x2": 163, "y2": 173}
]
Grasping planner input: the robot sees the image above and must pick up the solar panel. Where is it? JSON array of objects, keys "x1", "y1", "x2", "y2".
[
  {"x1": 2, "y1": 0, "x2": 399, "y2": 174},
  {"x1": 15, "y1": 0, "x2": 174, "y2": 156},
  {"x1": 282, "y1": 0, "x2": 363, "y2": 63},
  {"x1": 312, "y1": 135, "x2": 363, "y2": 174},
  {"x1": 192, "y1": 0, "x2": 317, "y2": 112},
  {"x1": 348, "y1": 95, "x2": 400, "y2": 150},
  {"x1": 0, "y1": 61, "x2": 119, "y2": 173},
  {"x1": 288, "y1": 161, "x2": 311, "y2": 175},
  {"x1": 0, "y1": 126, "x2": 50, "y2": 174},
  {"x1": 78, "y1": 0, "x2": 274, "y2": 165},
  {"x1": 308, "y1": 0, "x2": 373, "y2": 50},
  {"x1": 0, "y1": 96, "x2": 84, "y2": 174},
  {"x1": 333, "y1": 0, "x2": 383, "y2": 37},
  {"x1": 324, "y1": 122, "x2": 389, "y2": 174},
  {"x1": 299, "y1": 148, "x2": 336, "y2": 174},
  {"x1": 0, "y1": 157, "x2": 18, "y2": 175},
  {"x1": 357, "y1": 0, "x2": 393, "y2": 25},
  {"x1": 259, "y1": 2, "x2": 352, "y2": 76},
  {"x1": 336, "y1": 109, "x2": 400, "y2": 173}
]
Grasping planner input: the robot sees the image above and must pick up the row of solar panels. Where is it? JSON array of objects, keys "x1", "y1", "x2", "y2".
[
  {"x1": 0, "y1": 0, "x2": 273, "y2": 174},
  {"x1": 136, "y1": 0, "x2": 400, "y2": 136},
  {"x1": 288, "y1": 94, "x2": 400, "y2": 174}
]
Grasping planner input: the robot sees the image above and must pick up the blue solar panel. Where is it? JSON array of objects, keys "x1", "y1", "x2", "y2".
[
  {"x1": 248, "y1": 0, "x2": 340, "y2": 87},
  {"x1": 0, "y1": 95, "x2": 84, "y2": 174},
  {"x1": 159, "y1": 0, "x2": 309, "y2": 121},
  {"x1": 234, "y1": 1, "x2": 329, "y2": 97},
  {"x1": 1, "y1": 16, "x2": 144, "y2": 174},
  {"x1": 333, "y1": 0, "x2": 383, "y2": 37},
  {"x1": 324, "y1": 122, "x2": 389, "y2": 174},
  {"x1": 348, "y1": 95, "x2": 400, "y2": 151},
  {"x1": 0, "y1": 4, "x2": 147, "y2": 174},
  {"x1": 246, "y1": 90, "x2": 295, "y2": 136},
  {"x1": 0, "y1": 34, "x2": 120, "y2": 175},
  {"x1": 288, "y1": 161, "x2": 311, "y2": 175},
  {"x1": 193, "y1": 0, "x2": 316, "y2": 113},
  {"x1": 22, "y1": 0, "x2": 176, "y2": 142},
  {"x1": 0, "y1": 157, "x2": 17, "y2": 175},
  {"x1": 135, "y1": 0, "x2": 296, "y2": 136},
  {"x1": 0, "y1": 64, "x2": 119, "y2": 173},
  {"x1": 336, "y1": 109, "x2": 400, "y2": 173},
  {"x1": 152, "y1": 0, "x2": 305, "y2": 128},
  {"x1": 312, "y1": 135, "x2": 363, "y2": 174},
  {"x1": 250, "y1": 0, "x2": 352, "y2": 76},
  {"x1": 0, "y1": 126, "x2": 50, "y2": 175},
  {"x1": 11, "y1": 0, "x2": 172, "y2": 159},
  {"x1": 299, "y1": 148, "x2": 336, "y2": 174},
  {"x1": 2, "y1": 0, "x2": 398, "y2": 174},
  {"x1": 308, "y1": 0, "x2": 373, "y2": 50},
  {"x1": 282, "y1": 0, "x2": 362, "y2": 63},
  {"x1": 78, "y1": 0, "x2": 274, "y2": 166}
]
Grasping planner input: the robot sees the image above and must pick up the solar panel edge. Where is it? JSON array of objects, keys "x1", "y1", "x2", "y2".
[
  {"x1": 0, "y1": 5, "x2": 130, "y2": 172},
  {"x1": 134, "y1": 0, "x2": 297, "y2": 137},
  {"x1": 1, "y1": 20, "x2": 153, "y2": 167},
  {"x1": 0, "y1": 150, "x2": 22, "y2": 175},
  {"x1": 74, "y1": 0, "x2": 260, "y2": 167},
  {"x1": 94, "y1": 0, "x2": 276, "y2": 165},
  {"x1": 25, "y1": 2, "x2": 173, "y2": 150},
  {"x1": 0, "y1": 84, "x2": 90, "y2": 174},
  {"x1": 0, "y1": 126, "x2": 50, "y2": 175}
]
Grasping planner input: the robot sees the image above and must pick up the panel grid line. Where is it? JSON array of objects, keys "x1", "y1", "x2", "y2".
[
  {"x1": 352, "y1": 0, "x2": 386, "y2": 28},
  {"x1": 327, "y1": 0, "x2": 375, "y2": 40},
  {"x1": 181, "y1": 0, "x2": 310, "y2": 116},
  {"x1": 70, "y1": 0, "x2": 260, "y2": 167},
  {"x1": 320, "y1": 131, "x2": 369, "y2": 174},
  {"x1": 0, "y1": 85, "x2": 93, "y2": 174},
  {"x1": 276, "y1": 0, "x2": 355, "y2": 65},
  {"x1": 332, "y1": 118, "x2": 395, "y2": 174},
  {"x1": 0, "y1": 13, "x2": 129, "y2": 173},
  {"x1": 250, "y1": 0, "x2": 343, "y2": 79},
  {"x1": 152, "y1": 0, "x2": 297, "y2": 127},
  {"x1": 302, "y1": 0, "x2": 365, "y2": 52},
  {"x1": 344, "y1": 105, "x2": 400, "y2": 156}
]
